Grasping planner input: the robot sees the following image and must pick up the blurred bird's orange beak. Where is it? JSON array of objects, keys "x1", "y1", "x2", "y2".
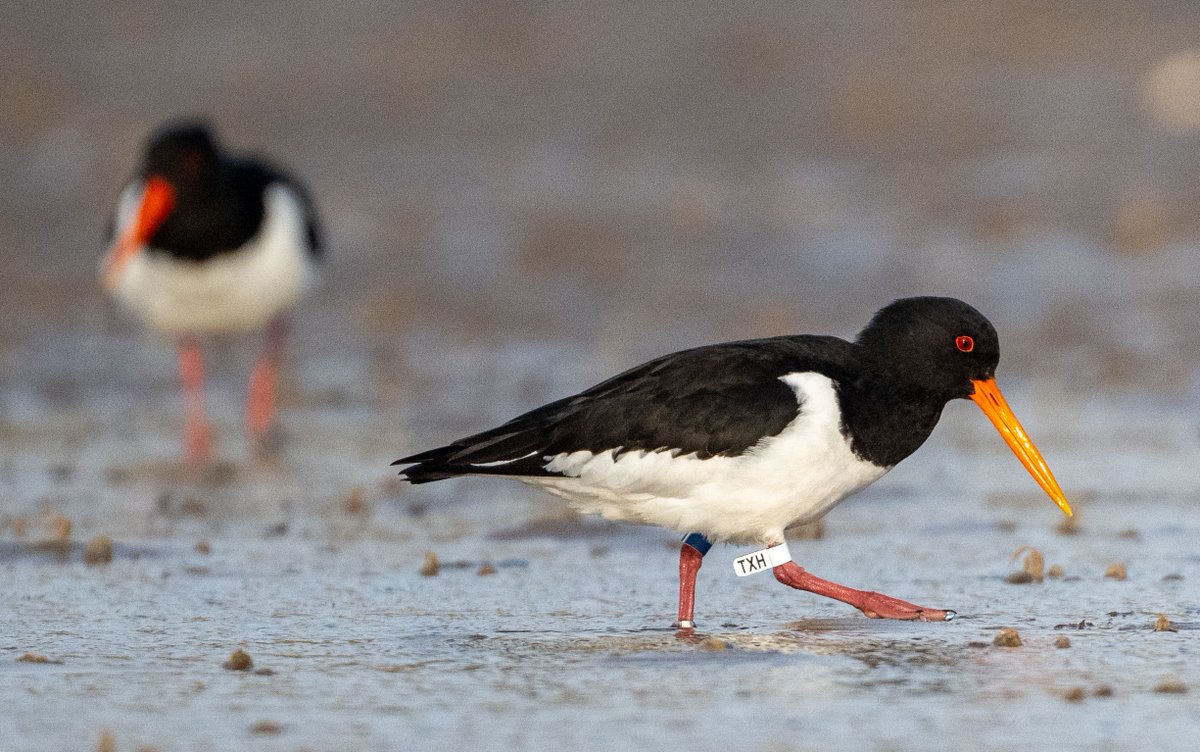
[
  {"x1": 100, "y1": 176, "x2": 175, "y2": 292},
  {"x1": 970, "y1": 378, "x2": 1072, "y2": 518}
]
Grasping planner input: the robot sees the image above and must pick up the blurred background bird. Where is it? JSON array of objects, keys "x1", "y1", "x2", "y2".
[{"x1": 100, "y1": 121, "x2": 322, "y2": 463}]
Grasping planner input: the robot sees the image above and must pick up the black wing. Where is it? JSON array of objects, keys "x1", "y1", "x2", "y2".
[
  {"x1": 395, "y1": 335, "x2": 858, "y2": 483},
  {"x1": 161, "y1": 157, "x2": 321, "y2": 262},
  {"x1": 235, "y1": 157, "x2": 324, "y2": 260}
]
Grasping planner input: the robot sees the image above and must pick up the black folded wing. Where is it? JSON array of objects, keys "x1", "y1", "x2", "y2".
[{"x1": 395, "y1": 335, "x2": 857, "y2": 483}]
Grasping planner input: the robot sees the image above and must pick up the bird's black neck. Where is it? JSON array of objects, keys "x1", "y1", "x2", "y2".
[
  {"x1": 148, "y1": 163, "x2": 272, "y2": 261},
  {"x1": 835, "y1": 370, "x2": 949, "y2": 468}
]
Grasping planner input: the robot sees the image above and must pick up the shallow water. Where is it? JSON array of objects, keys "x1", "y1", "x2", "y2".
[
  {"x1": 3, "y1": 372, "x2": 1200, "y2": 750},
  {"x1": 8, "y1": 2, "x2": 1200, "y2": 750}
]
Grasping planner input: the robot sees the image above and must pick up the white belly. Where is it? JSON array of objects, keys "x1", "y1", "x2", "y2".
[
  {"x1": 108, "y1": 183, "x2": 315, "y2": 334},
  {"x1": 524, "y1": 372, "x2": 890, "y2": 545}
]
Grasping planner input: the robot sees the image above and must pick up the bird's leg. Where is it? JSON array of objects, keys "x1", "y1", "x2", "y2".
[
  {"x1": 676, "y1": 532, "x2": 713, "y2": 633},
  {"x1": 246, "y1": 316, "x2": 288, "y2": 455},
  {"x1": 177, "y1": 336, "x2": 213, "y2": 462},
  {"x1": 772, "y1": 561, "x2": 955, "y2": 622}
]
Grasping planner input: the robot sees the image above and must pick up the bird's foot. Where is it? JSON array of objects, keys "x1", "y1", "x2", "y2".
[
  {"x1": 854, "y1": 591, "x2": 956, "y2": 622},
  {"x1": 249, "y1": 424, "x2": 285, "y2": 468},
  {"x1": 773, "y1": 561, "x2": 955, "y2": 622},
  {"x1": 674, "y1": 621, "x2": 718, "y2": 641}
]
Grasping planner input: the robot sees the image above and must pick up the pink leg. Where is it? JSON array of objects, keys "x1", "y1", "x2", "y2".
[
  {"x1": 178, "y1": 337, "x2": 213, "y2": 462},
  {"x1": 773, "y1": 561, "x2": 955, "y2": 622},
  {"x1": 246, "y1": 317, "x2": 287, "y2": 451},
  {"x1": 674, "y1": 533, "x2": 712, "y2": 634},
  {"x1": 677, "y1": 544, "x2": 704, "y2": 632}
]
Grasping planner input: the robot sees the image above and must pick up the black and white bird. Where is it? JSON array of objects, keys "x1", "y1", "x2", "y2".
[
  {"x1": 101, "y1": 121, "x2": 322, "y2": 462},
  {"x1": 395, "y1": 297, "x2": 1072, "y2": 631}
]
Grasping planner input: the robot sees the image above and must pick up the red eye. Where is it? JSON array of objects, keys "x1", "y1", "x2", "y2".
[{"x1": 955, "y1": 335, "x2": 974, "y2": 353}]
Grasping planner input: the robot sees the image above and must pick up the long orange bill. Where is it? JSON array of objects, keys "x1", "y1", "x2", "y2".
[
  {"x1": 970, "y1": 378, "x2": 1072, "y2": 518},
  {"x1": 100, "y1": 176, "x2": 175, "y2": 292}
]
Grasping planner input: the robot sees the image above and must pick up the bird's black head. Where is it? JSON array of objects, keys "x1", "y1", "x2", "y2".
[
  {"x1": 850, "y1": 296, "x2": 1073, "y2": 519},
  {"x1": 142, "y1": 121, "x2": 221, "y2": 187},
  {"x1": 855, "y1": 296, "x2": 1000, "y2": 399}
]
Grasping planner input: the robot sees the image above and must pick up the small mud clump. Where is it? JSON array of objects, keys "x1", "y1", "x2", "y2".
[
  {"x1": 699, "y1": 636, "x2": 727, "y2": 651},
  {"x1": 84, "y1": 535, "x2": 113, "y2": 566},
  {"x1": 32, "y1": 513, "x2": 72, "y2": 555},
  {"x1": 1005, "y1": 546, "x2": 1044, "y2": 583},
  {"x1": 993, "y1": 628, "x2": 1022, "y2": 647},
  {"x1": 195, "y1": 540, "x2": 212, "y2": 555},
  {"x1": 342, "y1": 486, "x2": 368, "y2": 515},
  {"x1": 1093, "y1": 685, "x2": 1114, "y2": 697},
  {"x1": 1104, "y1": 562, "x2": 1127, "y2": 580},
  {"x1": 250, "y1": 720, "x2": 282, "y2": 734},
  {"x1": 419, "y1": 551, "x2": 439, "y2": 577},
  {"x1": 96, "y1": 729, "x2": 116, "y2": 752},
  {"x1": 222, "y1": 648, "x2": 253, "y2": 671},
  {"x1": 1047, "y1": 564, "x2": 1065, "y2": 578},
  {"x1": 477, "y1": 562, "x2": 496, "y2": 576},
  {"x1": 17, "y1": 652, "x2": 62, "y2": 664},
  {"x1": 1063, "y1": 686, "x2": 1085, "y2": 702},
  {"x1": 49, "y1": 514, "x2": 71, "y2": 543},
  {"x1": 1054, "y1": 635, "x2": 1071, "y2": 648},
  {"x1": 1153, "y1": 677, "x2": 1187, "y2": 694},
  {"x1": 1056, "y1": 515, "x2": 1079, "y2": 536},
  {"x1": 1153, "y1": 614, "x2": 1178, "y2": 632}
]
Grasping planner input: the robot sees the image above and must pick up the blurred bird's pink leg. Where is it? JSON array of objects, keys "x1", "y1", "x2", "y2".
[
  {"x1": 246, "y1": 317, "x2": 287, "y2": 451},
  {"x1": 772, "y1": 561, "x2": 955, "y2": 622},
  {"x1": 676, "y1": 532, "x2": 712, "y2": 634},
  {"x1": 178, "y1": 337, "x2": 213, "y2": 462}
]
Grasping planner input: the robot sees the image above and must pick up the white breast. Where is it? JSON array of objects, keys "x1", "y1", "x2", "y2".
[
  {"x1": 524, "y1": 372, "x2": 889, "y2": 545},
  {"x1": 107, "y1": 183, "x2": 315, "y2": 334}
]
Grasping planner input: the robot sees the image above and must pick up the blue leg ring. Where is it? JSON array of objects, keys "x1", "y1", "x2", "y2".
[{"x1": 681, "y1": 532, "x2": 713, "y2": 557}]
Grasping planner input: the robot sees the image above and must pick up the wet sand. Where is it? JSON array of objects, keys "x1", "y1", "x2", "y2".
[
  {"x1": 4, "y1": 372, "x2": 1200, "y2": 750},
  {"x1": 5, "y1": 2, "x2": 1200, "y2": 750}
]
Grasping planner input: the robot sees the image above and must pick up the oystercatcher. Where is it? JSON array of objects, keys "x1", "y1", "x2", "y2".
[
  {"x1": 395, "y1": 297, "x2": 1071, "y2": 630},
  {"x1": 101, "y1": 121, "x2": 322, "y2": 461}
]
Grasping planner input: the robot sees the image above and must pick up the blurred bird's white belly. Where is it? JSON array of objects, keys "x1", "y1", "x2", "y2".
[
  {"x1": 109, "y1": 184, "x2": 314, "y2": 334},
  {"x1": 524, "y1": 372, "x2": 890, "y2": 545}
]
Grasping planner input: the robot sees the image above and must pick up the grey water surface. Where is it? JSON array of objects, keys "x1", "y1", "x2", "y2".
[{"x1": 7, "y1": 2, "x2": 1200, "y2": 749}]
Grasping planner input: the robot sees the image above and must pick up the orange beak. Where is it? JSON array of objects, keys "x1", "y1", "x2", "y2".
[
  {"x1": 100, "y1": 176, "x2": 175, "y2": 292},
  {"x1": 970, "y1": 378, "x2": 1072, "y2": 518}
]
